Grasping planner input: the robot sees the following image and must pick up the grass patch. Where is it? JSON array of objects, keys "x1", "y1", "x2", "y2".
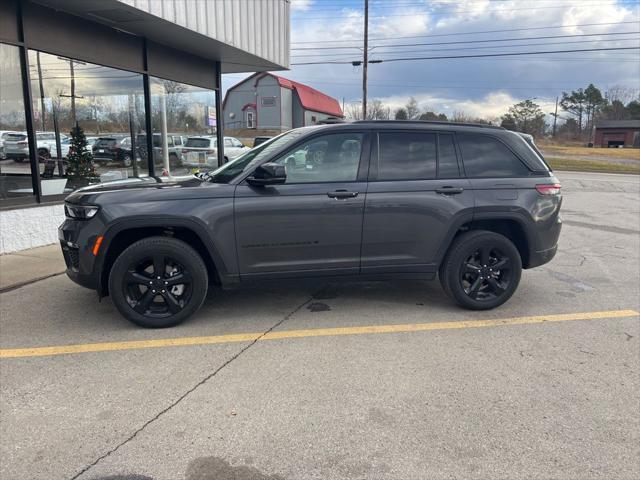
[
  {"x1": 539, "y1": 144, "x2": 640, "y2": 161},
  {"x1": 547, "y1": 157, "x2": 640, "y2": 174}
]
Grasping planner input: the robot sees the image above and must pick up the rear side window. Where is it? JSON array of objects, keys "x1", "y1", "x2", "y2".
[
  {"x1": 378, "y1": 132, "x2": 436, "y2": 180},
  {"x1": 458, "y1": 134, "x2": 530, "y2": 177},
  {"x1": 185, "y1": 138, "x2": 211, "y2": 148}
]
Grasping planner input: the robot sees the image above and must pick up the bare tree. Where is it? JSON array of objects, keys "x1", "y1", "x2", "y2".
[
  {"x1": 367, "y1": 99, "x2": 391, "y2": 120},
  {"x1": 606, "y1": 85, "x2": 639, "y2": 105},
  {"x1": 405, "y1": 97, "x2": 420, "y2": 120},
  {"x1": 345, "y1": 99, "x2": 391, "y2": 120}
]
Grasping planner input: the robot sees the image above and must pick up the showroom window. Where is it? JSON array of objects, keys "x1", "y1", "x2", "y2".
[
  {"x1": 28, "y1": 50, "x2": 147, "y2": 196},
  {"x1": 149, "y1": 77, "x2": 218, "y2": 176},
  {"x1": 0, "y1": 43, "x2": 34, "y2": 202}
]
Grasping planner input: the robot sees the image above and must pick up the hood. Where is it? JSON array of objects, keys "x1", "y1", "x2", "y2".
[{"x1": 64, "y1": 175, "x2": 228, "y2": 205}]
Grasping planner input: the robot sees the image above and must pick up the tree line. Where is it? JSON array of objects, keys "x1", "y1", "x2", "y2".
[{"x1": 345, "y1": 84, "x2": 639, "y2": 141}]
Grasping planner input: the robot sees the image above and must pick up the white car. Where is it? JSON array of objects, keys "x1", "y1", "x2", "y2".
[
  {"x1": 3, "y1": 131, "x2": 71, "y2": 161},
  {"x1": 182, "y1": 136, "x2": 247, "y2": 167},
  {"x1": 0, "y1": 131, "x2": 21, "y2": 159}
]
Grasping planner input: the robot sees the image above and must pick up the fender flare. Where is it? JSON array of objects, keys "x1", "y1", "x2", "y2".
[
  {"x1": 95, "y1": 215, "x2": 233, "y2": 294},
  {"x1": 433, "y1": 209, "x2": 537, "y2": 267}
]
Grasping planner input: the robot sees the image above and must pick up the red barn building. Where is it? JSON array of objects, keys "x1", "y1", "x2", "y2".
[{"x1": 593, "y1": 120, "x2": 640, "y2": 148}]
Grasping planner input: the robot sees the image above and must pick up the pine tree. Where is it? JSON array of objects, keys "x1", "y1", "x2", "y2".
[{"x1": 65, "y1": 123, "x2": 96, "y2": 179}]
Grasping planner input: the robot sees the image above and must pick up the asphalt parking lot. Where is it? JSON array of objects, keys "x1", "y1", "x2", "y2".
[{"x1": 1, "y1": 171, "x2": 639, "y2": 480}]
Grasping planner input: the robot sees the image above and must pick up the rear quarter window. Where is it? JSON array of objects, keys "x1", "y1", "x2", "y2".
[
  {"x1": 458, "y1": 134, "x2": 531, "y2": 178},
  {"x1": 185, "y1": 138, "x2": 212, "y2": 148}
]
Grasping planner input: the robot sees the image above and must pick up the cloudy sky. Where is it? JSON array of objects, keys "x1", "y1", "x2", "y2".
[{"x1": 224, "y1": 0, "x2": 640, "y2": 120}]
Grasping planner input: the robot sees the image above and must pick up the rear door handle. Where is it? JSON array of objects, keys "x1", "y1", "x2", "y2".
[
  {"x1": 327, "y1": 190, "x2": 358, "y2": 199},
  {"x1": 435, "y1": 186, "x2": 464, "y2": 195}
]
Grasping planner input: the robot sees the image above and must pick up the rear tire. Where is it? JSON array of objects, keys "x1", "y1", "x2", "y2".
[
  {"x1": 108, "y1": 236, "x2": 208, "y2": 328},
  {"x1": 440, "y1": 230, "x2": 522, "y2": 310}
]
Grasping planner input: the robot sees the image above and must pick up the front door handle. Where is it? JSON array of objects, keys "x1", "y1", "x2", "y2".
[
  {"x1": 436, "y1": 186, "x2": 464, "y2": 195},
  {"x1": 327, "y1": 190, "x2": 358, "y2": 199}
]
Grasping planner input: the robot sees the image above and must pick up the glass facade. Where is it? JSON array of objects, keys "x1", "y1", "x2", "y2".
[
  {"x1": 149, "y1": 77, "x2": 217, "y2": 177},
  {"x1": 0, "y1": 42, "x2": 219, "y2": 207},
  {"x1": 0, "y1": 43, "x2": 32, "y2": 200}
]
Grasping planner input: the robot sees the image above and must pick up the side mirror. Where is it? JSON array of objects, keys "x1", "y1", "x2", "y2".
[{"x1": 246, "y1": 162, "x2": 286, "y2": 186}]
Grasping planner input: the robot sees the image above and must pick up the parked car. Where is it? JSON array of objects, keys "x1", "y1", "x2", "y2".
[
  {"x1": 182, "y1": 136, "x2": 247, "y2": 167},
  {"x1": 136, "y1": 133, "x2": 187, "y2": 168},
  {"x1": 92, "y1": 136, "x2": 134, "y2": 167},
  {"x1": 3, "y1": 131, "x2": 70, "y2": 162},
  {"x1": 0, "y1": 131, "x2": 20, "y2": 159},
  {"x1": 60, "y1": 121, "x2": 562, "y2": 328},
  {"x1": 252, "y1": 136, "x2": 272, "y2": 147}
]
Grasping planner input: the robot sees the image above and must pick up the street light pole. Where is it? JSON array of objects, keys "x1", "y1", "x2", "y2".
[{"x1": 362, "y1": 0, "x2": 368, "y2": 120}]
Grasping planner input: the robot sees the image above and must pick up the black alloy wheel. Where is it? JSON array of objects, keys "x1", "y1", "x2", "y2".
[
  {"x1": 124, "y1": 254, "x2": 193, "y2": 318},
  {"x1": 460, "y1": 246, "x2": 513, "y2": 301},
  {"x1": 109, "y1": 237, "x2": 208, "y2": 327},
  {"x1": 440, "y1": 230, "x2": 522, "y2": 310}
]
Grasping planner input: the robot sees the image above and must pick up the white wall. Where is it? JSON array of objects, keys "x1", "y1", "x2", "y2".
[
  {"x1": 119, "y1": 0, "x2": 290, "y2": 69},
  {"x1": 0, "y1": 204, "x2": 64, "y2": 254}
]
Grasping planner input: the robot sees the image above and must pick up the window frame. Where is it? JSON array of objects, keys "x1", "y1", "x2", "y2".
[{"x1": 456, "y1": 133, "x2": 534, "y2": 179}]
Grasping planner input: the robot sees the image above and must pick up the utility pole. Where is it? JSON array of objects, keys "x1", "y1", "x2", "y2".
[
  {"x1": 552, "y1": 96, "x2": 559, "y2": 137},
  {"x1": 362, "y1": 0, "x2": 368, "y2": 120},
  {"x1": 58, "y1": 57, "x2": 85, "y2": 125}
]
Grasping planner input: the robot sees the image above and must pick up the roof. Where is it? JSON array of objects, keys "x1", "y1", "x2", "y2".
[
  {"x1": 224, "y1": 72, "x2": 344, "y2": 118},
  {"x1": 595, "y1": 120, "x2": 640, "y2": 129},
  {"x1": 353, "y1": 120, "x2": 503, "y2": 130}
]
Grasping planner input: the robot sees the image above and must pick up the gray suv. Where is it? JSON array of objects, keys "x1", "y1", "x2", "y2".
[{"x1": 59, "y1": 121, "x2": 562, "y2": 328}]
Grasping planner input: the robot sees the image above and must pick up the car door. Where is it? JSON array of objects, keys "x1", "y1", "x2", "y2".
[
  {"x1": 361, "y1": 130, "x2": 475, "y2": 274},
  {"x1": 234, "y1": 131, "x2": 371, "y2": 278}
]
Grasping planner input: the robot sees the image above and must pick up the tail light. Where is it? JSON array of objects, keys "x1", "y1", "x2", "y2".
[
  {"x1": 17, "y1": 141, "x2": 27, "y2": 146},
  {"x1": 206, "y1": 149, "x2": 216, "y2": 154},
  {"x1": 535, "y1": 183, "x2": 562, "y2": 195}
]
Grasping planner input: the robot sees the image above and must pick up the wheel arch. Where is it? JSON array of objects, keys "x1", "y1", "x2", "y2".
[
  {"x1": 437, "y1": 213, "x2": 535, "y2": 269},
  {"x1": 97, "y1": 218, "x2": 228, "y2": 297}
]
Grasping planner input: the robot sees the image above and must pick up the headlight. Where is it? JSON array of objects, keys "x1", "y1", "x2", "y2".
[{"x1": 64, "y1": 204, "x2": 99, "y2": 220}]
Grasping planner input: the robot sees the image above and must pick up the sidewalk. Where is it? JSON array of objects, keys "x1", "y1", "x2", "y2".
[{"x1": 0, "y1": 244, "x2": 66, "y2": 292}]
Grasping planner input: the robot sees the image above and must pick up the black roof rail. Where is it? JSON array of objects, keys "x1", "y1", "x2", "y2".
[{"x1": 351, "y1": 120, "x2": 504, "y2": 130}]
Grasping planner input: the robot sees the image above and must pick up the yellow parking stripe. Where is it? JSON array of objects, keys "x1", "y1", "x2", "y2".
[{"x1": 1, "y1": 309, "x2": 637, "y2": 359}]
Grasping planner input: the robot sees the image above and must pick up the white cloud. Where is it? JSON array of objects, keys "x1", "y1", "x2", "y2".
[{"x1": 290, "y1": 0, "x2": 314, "y2": 12}]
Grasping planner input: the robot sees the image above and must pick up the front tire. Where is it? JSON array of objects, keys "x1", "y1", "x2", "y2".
[
  {"x1": 108, "y1": 236, "x2": 208, "y2": 327},
  {"x1": 440, "y1": 230, "x2": 522, "y2": 310}
]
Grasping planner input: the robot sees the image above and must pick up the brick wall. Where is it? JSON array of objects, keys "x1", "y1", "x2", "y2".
[{"x1": 0, "y1": 204, "x2": 65, "y2": 254}]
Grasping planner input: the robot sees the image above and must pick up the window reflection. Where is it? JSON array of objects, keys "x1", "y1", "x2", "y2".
[
  {"x1": 150, "y1": 77, "x2": 218, "y2": 177},
  {"x1": 29, "y1": 50, "x2": 146, "y2": 194},
  {"x1": 0, "y1": 43, "x2": 33, "y2": 200}
]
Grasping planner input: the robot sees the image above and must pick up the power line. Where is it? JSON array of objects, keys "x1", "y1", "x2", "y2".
[
  {"x1": 291, "y1": 46, "x2": 640, "y2": 65},
  {"x1": 290, "y1": 31, "x2": 640, "y2": 53},
  {"x1": 292, "y1": 37, "x2": 640, "y2": 59},
  {"x1": 291, "y1": 20, "x2": 640, "y2": 44}
]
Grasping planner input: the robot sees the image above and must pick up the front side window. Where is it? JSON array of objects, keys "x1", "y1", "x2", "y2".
[
  {"x1": 458, "y1": 134, "x2": 531, "y2": 178},
  {"x1": 273, "y1": 133, "x2": 364, "y2": 184},
  {"x1": 377, "y1": 132, "x2": 436, "y2": 181}
]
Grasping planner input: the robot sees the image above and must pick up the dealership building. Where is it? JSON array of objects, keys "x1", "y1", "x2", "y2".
[{"x1": 0, "y1": 0, "x2": 290, "y2": 254}]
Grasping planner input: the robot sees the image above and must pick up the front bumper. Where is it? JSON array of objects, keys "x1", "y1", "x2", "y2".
[
  {"x1": 59, "y1": 218, "x2": 103, "y2": 291},
  {"x1": 527, "y1": 244, "x2": 558, "y2": 269}
]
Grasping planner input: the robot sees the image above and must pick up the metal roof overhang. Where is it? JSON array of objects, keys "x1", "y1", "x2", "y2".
[{"x1": 30, "y1": 0, "x2": 286, "y2": 74}]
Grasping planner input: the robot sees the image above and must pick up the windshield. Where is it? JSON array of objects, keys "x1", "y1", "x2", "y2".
[{"x1": 201, "y1": 129, "x2": 307, "y2": 184}]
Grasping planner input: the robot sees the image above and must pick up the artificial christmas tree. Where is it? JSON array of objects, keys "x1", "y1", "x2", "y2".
[{"x1": 65, "y1": 123, "x2": 98, "y2": 188}]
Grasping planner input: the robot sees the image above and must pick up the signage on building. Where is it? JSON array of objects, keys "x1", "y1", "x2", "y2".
[{"x1": 207, "y1": 106, "x2": 216, "y2": 126}]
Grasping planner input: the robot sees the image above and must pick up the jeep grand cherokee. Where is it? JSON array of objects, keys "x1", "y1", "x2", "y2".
[{"x1": 59, "y1": 121, "x2": 562, "y2": 328}]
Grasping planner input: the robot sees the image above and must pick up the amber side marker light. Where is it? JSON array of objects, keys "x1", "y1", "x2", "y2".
[
  {"x1": 535, "y1": 183, "x2": 562, "y2": 195},
  {"x1": 92, "y1": 236, "x2": 104, "y2": 256}
]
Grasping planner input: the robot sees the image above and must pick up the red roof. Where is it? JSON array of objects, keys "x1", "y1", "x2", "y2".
[{"x1": 259, "y1": 73, "x2": 344, "y2": 118}]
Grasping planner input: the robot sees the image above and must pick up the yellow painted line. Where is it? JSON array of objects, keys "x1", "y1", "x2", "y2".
[{"x1": 0, "y1": 309, "x2": 637, "y2": 359}]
